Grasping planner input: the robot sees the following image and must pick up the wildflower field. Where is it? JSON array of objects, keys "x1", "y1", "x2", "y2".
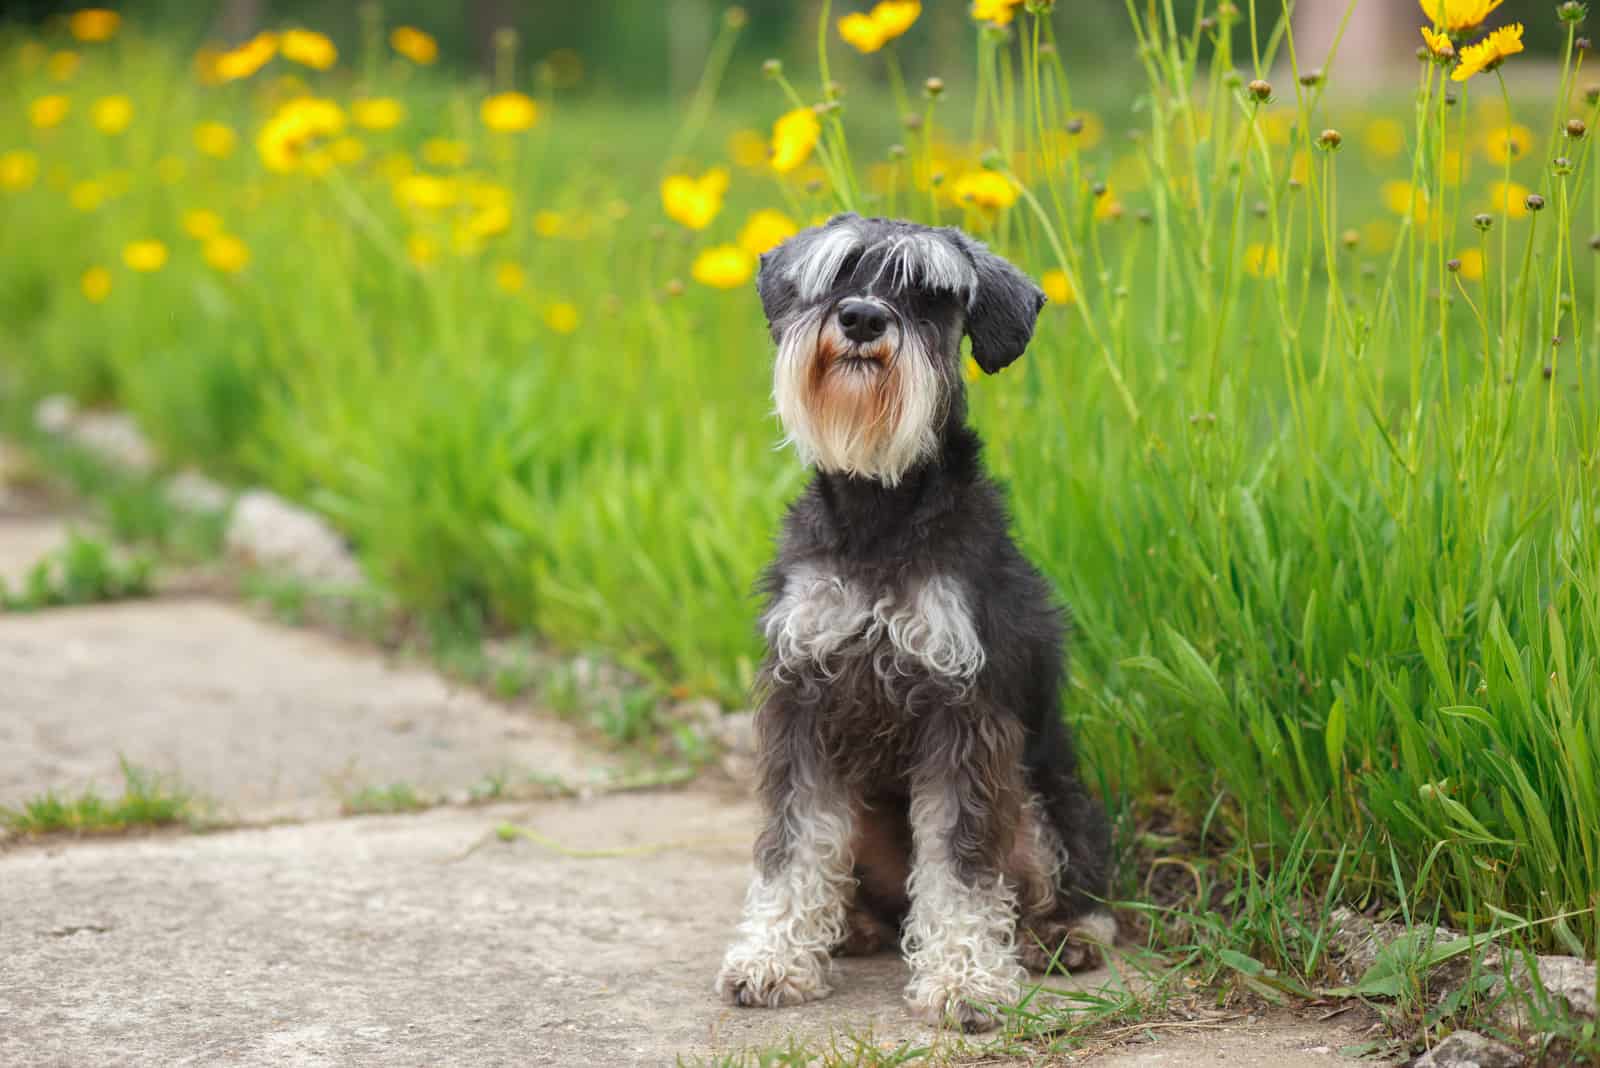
[{"x1": 2, "y1": 0, "x2": 1598, "y2": 970}]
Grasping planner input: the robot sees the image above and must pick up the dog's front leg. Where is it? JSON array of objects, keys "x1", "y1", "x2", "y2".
[
  {"x1": 903, "y1": 708, "x2": 1028, "y2": 1032},
  {"x1": 716, "y1": 690, "x2": 854, "y2": 1008}
]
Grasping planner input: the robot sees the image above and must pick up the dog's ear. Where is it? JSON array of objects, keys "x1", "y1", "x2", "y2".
[
  {"x1": 949, "y1": 231, "x2": 1046, "y2": 374},
  {"x1": 755, "y1": 243, "x2": 799, "y2": 333}
]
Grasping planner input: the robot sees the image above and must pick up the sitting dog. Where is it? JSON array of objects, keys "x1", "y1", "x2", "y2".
[{"x1": 715, "y1": 213, "x2": 1115, "y2": 1031}]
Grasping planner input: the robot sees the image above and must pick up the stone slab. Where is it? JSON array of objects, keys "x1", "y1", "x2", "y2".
[{"x1": 0, "y1": 599, "x2": 616, "y2": 819}]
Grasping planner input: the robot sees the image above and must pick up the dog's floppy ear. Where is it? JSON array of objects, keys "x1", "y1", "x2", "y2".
[
  {"x1": 948, "y1": 231, "x2": 1046, "y2": 374},
  {"x1": 755, "y1": 243, "x2": 799, "y2": 334}
]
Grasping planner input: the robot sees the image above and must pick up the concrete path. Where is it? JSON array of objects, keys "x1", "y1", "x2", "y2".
[{"x1": 0, "y1": 474, "x2": 1388, "y2": 1067}]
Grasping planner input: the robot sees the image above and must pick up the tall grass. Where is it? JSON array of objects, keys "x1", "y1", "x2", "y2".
[{"x1": 0, "y1": 2, "x2": 1596, "y2": 953}]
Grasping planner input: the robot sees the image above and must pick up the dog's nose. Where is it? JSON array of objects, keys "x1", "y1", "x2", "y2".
[{"x1": 837, "y1": 299, "x2": 888, "y2": 343}]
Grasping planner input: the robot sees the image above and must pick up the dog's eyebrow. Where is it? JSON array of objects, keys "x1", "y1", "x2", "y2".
[
  {"x1": 784, "y1": 223, "x2": 866, "y2": 301},
  {"x1": 867, "y1": 233, "x2": 978, "y2": 306}
]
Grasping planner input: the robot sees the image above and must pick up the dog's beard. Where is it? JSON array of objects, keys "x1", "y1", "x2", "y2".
[{"x1": 773, "y1": 308, "x2": 944, "y2": 486}]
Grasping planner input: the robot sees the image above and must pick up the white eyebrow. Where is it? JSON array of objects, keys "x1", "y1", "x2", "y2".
[{"x1": 785, "y1": 222, "x2": 978, "y2": 306}]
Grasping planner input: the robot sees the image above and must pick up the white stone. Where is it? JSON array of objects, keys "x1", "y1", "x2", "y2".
[{"x1": 224, "y1": 490, "x2": 362, "y2": 587}]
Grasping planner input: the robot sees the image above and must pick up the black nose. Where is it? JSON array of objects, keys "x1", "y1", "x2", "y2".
[{"x1": 837, "y1": 299, "x2": 888, "y2": 343}]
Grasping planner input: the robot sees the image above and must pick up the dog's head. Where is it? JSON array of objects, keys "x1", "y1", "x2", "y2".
[{"x1": 757, "y1": 213, "x2": 1045, "y2": 485}]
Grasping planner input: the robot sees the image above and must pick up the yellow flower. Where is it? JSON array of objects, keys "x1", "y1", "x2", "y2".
[
  {"x1": 534, "y1": 210, "x2": 566, "y2": 237},
  {"x1": 29, "y1": 95, "x2": 70, "y2": 130},
  {"x1": 1420, "y1": 27, "x2": 1455, "y2": 59},
  {"x1": 90, "y1": 95, "x2": 133, "y2": 135},
  {"x1": 421, "y1": 138, "x2": 468, "y2": 168},
  {"x1": 1483, "y1": 122, "x2": 1533, "y2": 164},
  {"x1": 727, "y1": 128, "x2": 769, "y2": 170},
  {"x1": 1382, "y1": 180, "x2": 1431, "y2": 222},
  {"x1": 738, "y1": 209, "x2": 798, "y2": 256},
  {"x1": 352, "y1": 97, "x2": 405, "y2": 131},
  {"x1": 972, "y1": 0, "x2": 1026, "y2": 26},
  {"x1": 495, "y1": 261, "x2": 527, "y2": 294},
  {"x1": 1362, "y1": 219, "x2": 1398, "y2": 254},
  {"x1": 838, "y1": 13, "x2": 891, "y2": 54},
  {"x1": 692, "y1": 244, "x2": 757, "y2": 289},
  {"x1": 407, "y1": 233, "x2": 439, "y2": 269},
  {"x1": 481, "y1": 92, "x2": 540, "y2": 133},
  {"x1": 182, "y1": 209, "x2": 225, "y2": 240},
  {"x1": 950, "y1": 169, "x2": 1017, "y2": 212},
  {"x1": 68, "y1": 8, "x2": 120, "y2": 42},
  {"x1": 81, "y1": 265, "x2": 112, "y2": 302},
  {"x1": 203, "y1": 234, "x2": 250, "y2": 274},
  {"x1": 1362, "y1": 118, "x2": 1405, "y2": 161},
  {"x1": 963, "y1": 355, "x2": 981, "y2": 383},
  {"x1": 330, "y1": 137, "x2": 365, "y2": 164},
  {"x1": 455, "y1": 185, "x2": 513, "y2": 247},
  {"x1": 69, "y1": 179, "x2": 105, "y2": 213},
  {"x1": 1040, "y1": 268, "x2": 1076, "y2": 306},
  {"x1": 256, "y1": 97, "x2": 345, "y2": 174},
  {"x1": 194, "y1": 121, "x2": 237, "y2": 159},
  {"x1": 1488, "y1": 180, "x2": 1531, "y2": 219},
  {"x1": 1456, "y1": 248, "x2": 1485, "y2": 281},
  {"x1": 48, "y1": 50, "x2": 80, "y2": 81},
  {"x1": 871, "y1": 0, "x2": 921, "y2": 38},
  {"x1": 1243, "y1": 242, "x2": 1279, "y2": 279},
  {"x1": 122, "y1": 240, "x2": 168, "y2": 273},
  {"x1": 770, "y1": 107, "x2": 821, "y2": 174},
  {"x1": 215, "y1": 32, "x2": 278, "y2": 82},
  {"x1": 0, "y1": 150, "x2": 39, "y2": 191},
  {"x1": 1420, "y1": 0, "x2": 1503, "y2": 33},
  {"x1": 394, "y1": 174, "x2": 459, "y2": 211},
  {"x1": 391, "y1": 26, "x2": 439, "y2": 65},
  {"x1": 544, "y1": 301, "x2": 580, "y2": 334},
  {"x1": 281, "y1": 29, "x2": 338, "y2": 71},
  {"x1": 1453, "y1": 23, "x2": 1523, "y2": 82},
  {"x1": 660, "y1": 168, "x2": 729, "y2": 230}
]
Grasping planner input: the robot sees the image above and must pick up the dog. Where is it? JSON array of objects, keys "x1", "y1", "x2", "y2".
[{"x1": 714, "y1": 213, "x2": 1115, "y2": 1032}]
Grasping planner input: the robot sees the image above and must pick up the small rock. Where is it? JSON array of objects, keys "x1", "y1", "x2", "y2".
[
  {"x1": 34, "y1": 394, "x2": 78, "y2": 435},
  {"x1": 1493, "y1": 954, "x2": 1598, "y2": 1031},
  {"x1": 1413, "y1": 1030, "x2": 1524, "y2": 1068},
  {"x1": 165, "y1": 470, "x2": 232, "y2": 515},
  {"x1": 224, "y1": 490, "x2": 363, "y2": 587},
  {"x1": 70, "y1": 411, "x2": 157, "y2": 474}
]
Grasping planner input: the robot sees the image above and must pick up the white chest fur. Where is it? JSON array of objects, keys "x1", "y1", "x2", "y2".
[{"x1": 764, "y1": 565, "x2": 986, "y2": 683}]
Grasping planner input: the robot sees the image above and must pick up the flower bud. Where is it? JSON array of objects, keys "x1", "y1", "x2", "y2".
[
  {"x1": 761, "y1": 58, "x2": 782, "y2": 78},
  {"x1": 1558, "y1": 1, "x2": 1587, "y2": 24},
  {"x1": 1223, "y1": 69, "x2": 1243, "y2": 89},
  {"x1": 665, "y1": 278, "x2": 685, "y2": 297},
  {"x1": 903, "y1": 113, "x2": 923, "y2": 131},
  {"x1": 923, "y1": 77, "x2": 945, "y2": 98},
  {"x1": 1554, "y1": 156, "x2": 1575, "y2": 176},
  {"x1": 1342, "y1": 229, "x2": 1359, "y2": 248},
  {"x1": 1317, "y1": 128, "x2": 1342, "y2": 149},
  {"x1": 1066, "y1": 117, "x2": 1085, "y2": 135},
  {"x1": 1199, "y1": 16, "x2": 1218, "y2": 32},
  {"x1": 1091, "y1": 180, "x2": 1108, "y2": 198},
  {"x1": 1527, "y1": 193, "x2": 1546, "y2": 211},
  {"x1": 1247, "y1": 79, "x2": 1272, "y2": 102},
  {"x1": 804, "y1": 178, "x2": 823, "y2": 194},
  {"x1": 724, "y1": 6, "x2": 748, "y2": 28},
  {"x1": 1473, "y1": 212, "x2": 1494, "y2": 231},
  {"x1": 1446, "y1": 258, "x2": 1461, "y2": 273},
  {"x1": 888, "y1": 143, "x2": 906, "y2": 160},
  {"x1": 1568, "y1": 118, "x2": 1588, "y2": 139},
  {"x1": 979, "y1": 147, "x2": 1004, "y2": 169},
  {"x1": 1590, "y1": 233, "x2": 1600, "y2": 250},
  {"x1": 1217, "y1": 2, "x2": 1240, "y2": 21},
  {"x1": 1299, "y1": 68, "x2": 1324, "y2": 87}
]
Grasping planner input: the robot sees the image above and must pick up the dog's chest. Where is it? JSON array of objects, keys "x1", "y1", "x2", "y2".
[{"x1": 763, "y1": 564, "x2": 985, "y2": 686}]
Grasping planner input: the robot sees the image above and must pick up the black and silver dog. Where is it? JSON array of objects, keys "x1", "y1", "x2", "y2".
[{"x1": 715, "y1": 213, "x2": 1115, "y2": 1031}]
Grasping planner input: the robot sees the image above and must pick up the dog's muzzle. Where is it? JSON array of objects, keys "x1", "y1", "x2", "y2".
[{"x1": 837, "y1": 298, "x2": 890, "y2": 344}]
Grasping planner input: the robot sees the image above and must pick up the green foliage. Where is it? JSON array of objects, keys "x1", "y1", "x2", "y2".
[
  {"x1": 341, "y1": 782, "x2": 428, "y2": 815},
  {"x1": 0, "y1": 530, "x2": 153, "y2": 610},
  {"x1": 0, "y1": 758, "x2": 192, "y2": 834}
]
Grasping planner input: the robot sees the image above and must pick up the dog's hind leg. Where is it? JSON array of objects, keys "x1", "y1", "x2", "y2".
[
  {"x1": 716, "y1": 689, "x2": 855, "y2": 1009},
  {"x1": 1014, "y1": 762, "x2": 1117, "y2": 974}
]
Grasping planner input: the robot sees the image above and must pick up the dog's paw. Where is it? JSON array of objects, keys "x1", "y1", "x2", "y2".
[
  {"x1": 1019, "y1": 910, "x2": 1118, "y2": 974},
  {"x1": 715, "y1": 954, "x2": 832, "y2": 1009},
  {"x1": 904, "y1": 985, "x2": 1010, "y2": 1033}
]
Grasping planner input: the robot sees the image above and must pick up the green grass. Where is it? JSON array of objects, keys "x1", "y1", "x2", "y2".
[
  {"x1": 0, "y1": 528, "x2": 153, "y2": 610},
  {"x1": 1, "y1": 0, "x2": 1597, "y2": 978},
  {"x1": 340, "y1": 782, "x2": 429, "y2": 815},
  {"x1": 1, "y1": 758, "x2": 192, "y2": 835}
]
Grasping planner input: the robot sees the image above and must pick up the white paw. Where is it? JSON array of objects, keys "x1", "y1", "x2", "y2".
[
  {"x1": 716, "y1": 952, "x2": 832, "y2": 1008},
  {"x1": 904, "y1": 978, "x2": 1019, "y2": 1033}
]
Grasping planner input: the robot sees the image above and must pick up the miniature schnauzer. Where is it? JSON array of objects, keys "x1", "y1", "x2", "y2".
[{"x1": 715, "y1": 213, "x2": 1115, "y2": 1031}]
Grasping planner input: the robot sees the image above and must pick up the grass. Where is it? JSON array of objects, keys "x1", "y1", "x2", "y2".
[
  {"x1": 0, "y1": 0, "x2": 1596, "y2": 1019},
  {"x1": 340, "y1": 782, "x2": 428, "y2": 815},
  {"x1": 1, "y1": 758, "x2": 193, "y2": 835},
  {"x1": 0, "y1": 528, "x2": 153, "y2": 610}
]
